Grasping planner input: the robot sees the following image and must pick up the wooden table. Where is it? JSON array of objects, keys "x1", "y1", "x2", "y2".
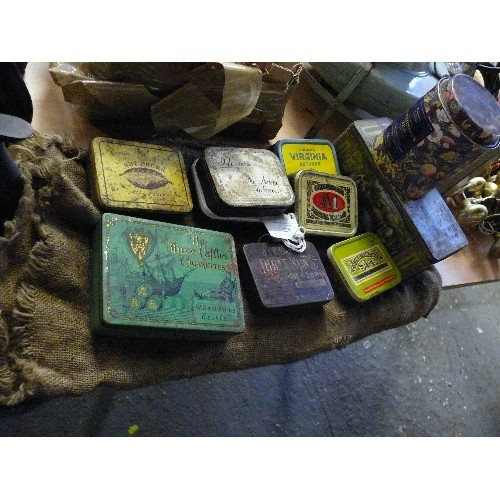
[{"x1": 23, "y1": 62, "x2": 500, "y2": 289}]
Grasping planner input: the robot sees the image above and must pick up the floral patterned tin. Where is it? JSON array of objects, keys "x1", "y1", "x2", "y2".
[
  {"x1": 372, "y1": 74, "x2": 500, "y2": 200},
  {"x1": 194, "y1": 147, "x2": 295, "y2": 219},
  {"x1": 334, "y1": 118, "x2": 468, "y2": 279},
  {"x1": 273, "y1": 138, "x2": 340, "y2": 176},
  {"x1": 90, "y1": 138, "x2": 193, "y2": 215},
  {"x1": 327, "y1": 232, "x2": 401, "y2": 302},
  {"x1": 242, "y1": 241, "x2": 335, "y2": 309},
  {"x1": 91, "y1": 213, "x2": 245, "y2": 340},
  {"x1": 293, "y1": 170, "x2": 357, "y2": 237}
]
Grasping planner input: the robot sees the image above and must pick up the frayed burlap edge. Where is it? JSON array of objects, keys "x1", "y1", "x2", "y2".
[{"x1": 0, "y1": 133, "x2": 86, "y2": 405}]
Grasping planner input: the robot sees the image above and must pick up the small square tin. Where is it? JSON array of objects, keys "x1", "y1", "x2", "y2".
[
  {"x1": 195, "y1": 147, "x2": 295, "y2": 218},
  {"x1": 274, "y1": 138, "x2": 340, "y2": 177},
  {"x1": 91, "y1": 213, "x2": 245, "y2": 340},
  {"x1": 293, "y1": 170, "x2": 358, "y2": 237},
  {"x1": 242, "y1": 241, "x2": 334, "y2": 308},
  {"x1": 327, "y1": 232, "x2": 402, "y2": 302},
  {"x1": 90, "y1": 137, "x2": 193, "y2": 215}
]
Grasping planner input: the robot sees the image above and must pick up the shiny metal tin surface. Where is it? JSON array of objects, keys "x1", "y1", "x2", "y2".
[
  {"x1": 326, "y1": 232, "x2": 401, "y2": 302},
  {"x1": 91, "y1": 213, "x2": 245, "y2": 340},
  {"x1": 274, "y1": 138, "x2": 340, "y2": 176},
  {"x1": 242, "y1": 241, "x2": 334, "y2": 308},
  {"x1": 293, "y1": 170, "x2": 358, "y2": 237},
  {"x1": 90, "y1": 137, "x2": 193, "y2": 214},
  {"x1": 197, "y1": 147, "x2": 295, "y2": 217}
]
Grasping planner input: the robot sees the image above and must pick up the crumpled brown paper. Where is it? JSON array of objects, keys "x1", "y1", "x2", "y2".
[
  {"x1": 48, "y1": 62, "x2": 300, "y2": 140},
  {"x1": 151, "y1": 62, "x2": 262, "y2": 139}
]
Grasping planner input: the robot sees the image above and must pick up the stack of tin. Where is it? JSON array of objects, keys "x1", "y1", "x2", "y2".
[
  {"x1": 91, "y1": 123, "x2": 468, "y2": 340},
  {"x1": 272, "y1": 138, "x2": 402, "y2": 302}
]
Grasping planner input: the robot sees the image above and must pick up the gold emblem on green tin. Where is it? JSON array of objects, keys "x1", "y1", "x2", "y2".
[{"x1": 93, "y1": 213, "x2": 245, "y2": 338}]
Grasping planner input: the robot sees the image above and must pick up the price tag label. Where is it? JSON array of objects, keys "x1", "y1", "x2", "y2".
[
  {"x1": 262, "y1": 213, "x2": 306, "y2": 253},
  {"x1": 262, "y1": 213, "x2": 300, "y2": 239}
]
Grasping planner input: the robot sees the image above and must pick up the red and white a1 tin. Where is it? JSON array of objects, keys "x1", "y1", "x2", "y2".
[{"x1": 293, "y1": 170, "x2": 358, "y2": 237}]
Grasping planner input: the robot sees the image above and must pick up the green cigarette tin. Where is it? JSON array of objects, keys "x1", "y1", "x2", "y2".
[
  {"x1": 293, "y1": 170, "x2": 358, "y2": 237},
  {"x1": 274, "y1": 138, "x2": 340, "y2": 176},
  {"x1": 91, "y1": 213, "x2": 245, "y2": 340},
  {"x1": 90, "y1": 137, "x2": 193, "y2": 215},
  {"x1": 327, "y1": 232, "x2": 402, "y2": 302}
]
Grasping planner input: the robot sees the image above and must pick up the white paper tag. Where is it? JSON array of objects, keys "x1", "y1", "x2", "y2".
[
  {"x1": 262, "y1": 213, "x2": 306, "y2": 253},
  {"x1": 262, "y1": 213, "x2": 300, "y2": 239}
]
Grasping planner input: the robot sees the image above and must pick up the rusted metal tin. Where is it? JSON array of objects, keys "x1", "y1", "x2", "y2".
[
  {"x1": 293, "y1": 170, "x2": 358, "y2": 237},
  {"x1": 372, "y1": 74, "x2": 500, "y2": 199},
  {"x1": 242, "y1": 241, "x2": 334, "y2": 308},
  {"x1": 334, "y1": 118, "x2": 468, "y2": 279},
  {"x1": 274, "y1": 138, "x2": 340, "y2": 176},
  {"x1": 90, "y1": 137, "x2": 193, "y2": 215},
  {"x1": 195, "y1": 147, "x2": 295, "y2": 219},
  {"x1": 91, "y1": 213, "x2": 245, "y2": 340},
  {"x1": 327, "y1": 232, "x2": 401, "y2": 302}
]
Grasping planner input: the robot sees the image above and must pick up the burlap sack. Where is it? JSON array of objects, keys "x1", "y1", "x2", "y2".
[{"x1": 0, "y1": 133, "x2": 441, "y2": 406}]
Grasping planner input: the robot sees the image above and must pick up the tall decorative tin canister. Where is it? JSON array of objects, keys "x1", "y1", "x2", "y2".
[{"x1": 372, "y1": 74, "x2": 500, "y2": 199}]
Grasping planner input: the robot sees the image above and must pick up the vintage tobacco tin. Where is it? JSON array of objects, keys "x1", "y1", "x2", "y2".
[
  {"x1": 293, "y1": 170, "x2": 358, "y2": 237},
  {"x1": 91, "y1": 213, "x2": 245, "y2": 340},
  {"x1": 191, "y1": 159, "x2": 262, "y2": 223},
  {"x1": 195, "y1": 147, "x2": 295, "y2": 218},
  {"x1": 242, "y1": 241, "x2": 334, "y2": 308},
  {"x1": 334, "y1": 118, "x2": 468, "y2": 279},
  {"x1": 274, "y1": 138, "x2": 340, "y2": 176},
  {"x1": 327, "y1": 232, "x2": 401, "y2": 302},
  {"x1": 90, "y1": 137, "x2": 193, "y2": 215}
]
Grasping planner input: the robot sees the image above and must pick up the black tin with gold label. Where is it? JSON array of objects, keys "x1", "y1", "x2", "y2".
[
  {"x1": 242, "y1": 241, "x2": 335, "y2": 309},
  {"x1": 194, "y1": 147, "x2": 295, "y2": 219}
]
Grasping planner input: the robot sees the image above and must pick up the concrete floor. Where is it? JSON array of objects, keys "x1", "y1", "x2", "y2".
[{"x1": 0, "y1": 279, "x2": 499, "y2": 437}]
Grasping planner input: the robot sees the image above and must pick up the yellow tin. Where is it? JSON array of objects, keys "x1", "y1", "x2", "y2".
[
  {"x1": 327, "y1": 232, "x2": 402, "y2": 302},
  {"x1": 90, "y1": 137, "x2": 193, "y2": 215},
  {"x1": 293, "y1": 170, "x2": 358, "y2": 237},
  {"x1": 274, "y1": 138, "x2": 340, "y2": 177}
]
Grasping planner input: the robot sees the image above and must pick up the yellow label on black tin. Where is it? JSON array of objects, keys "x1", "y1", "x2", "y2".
[
  {"x1": 90, "y1": 138, "x2": 193, "y2": 214},
  {"x1": 281, "y1": 143, "x2": 338, "y2": 176}
]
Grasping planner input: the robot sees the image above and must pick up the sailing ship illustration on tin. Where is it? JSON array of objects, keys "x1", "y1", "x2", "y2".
[{"x1": 122, "y1": 228, "x2": 195, "y2": 311}]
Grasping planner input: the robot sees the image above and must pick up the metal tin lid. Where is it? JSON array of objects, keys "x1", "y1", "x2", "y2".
[
  {"x1": 439, "y1": 74, "x2": 500, "y2": 147},
  {"x1": 191, "y1": 159, "x2": 262, "y2": 223},
  {"x1": 90, "y1": 138, "x2": 193, "y2": 214},
  {"x1": 274, "y1": 138, "x2": 340, "y2": 176},
  {"x1": 326, "y1": 232, "x2": 401, "y2": 301},
  {"x1": 95, "y1": 213, "x2": 245, "y2": 335},
  {"x1": 293, "y1": 170, "x2": 358, "y2": 237},
  {"x1": 243, "y1": 241, "x2": 334, "y2": 308},
  {"x1": 201, "y1": 147, "x2": 295, "y2": 210}
]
